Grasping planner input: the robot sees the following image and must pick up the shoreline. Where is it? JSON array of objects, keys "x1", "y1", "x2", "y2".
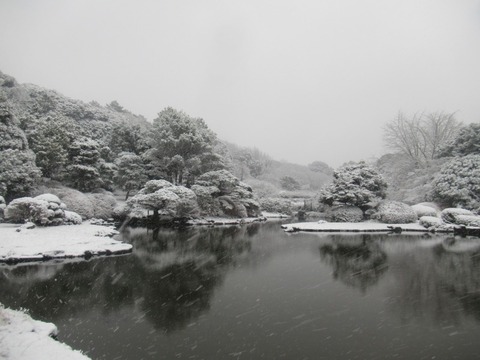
[
  {"x1": 0, "y1": 221, "x2": 133, "y2": 266},
  {"x1": 0, "y1": 305, "x2": 90, "y2": 360},
  {"x1": 282, "y1": 221, "x2": 442, "y2": 233}
]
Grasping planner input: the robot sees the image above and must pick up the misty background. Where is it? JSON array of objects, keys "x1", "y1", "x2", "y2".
[{"x1": 0, "y1": 0, "x2": 479, "y2": 167}]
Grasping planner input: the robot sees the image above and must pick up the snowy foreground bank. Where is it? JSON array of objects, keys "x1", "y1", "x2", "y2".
[
  {"x1": 0, "y1": 221, "x2": 132, "y2": 264},
  {"x1": 282, "y1": 221, "x2": 434, "y2": 233},
  {"x1": 0, "y1": 306, "x2": 90, "y2": 360}
]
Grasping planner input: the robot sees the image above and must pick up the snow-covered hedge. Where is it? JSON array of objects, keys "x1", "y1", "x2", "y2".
[
  {"x1": 440, "y1": 208, "x2": 474, "y2": 224},
  {"x1": 52, "y1": 188, "x2": 95, "y2": 219},
  {"x1": 453, "y1": 215, "x2": 480, "y2": 227},
  {"x1": 373, "y1": 201, "x2": 417, "y2": 224},
  {"x1": 411, "y1": 204, "x2": 438, "y2": 218},
  {"x1": 259, "y1": 198, "x2": 294, "y2": 215},
  {"x1": 64, "y1": 210, "x2": 83, "y2": 225},
  {"x1": 41, "y1": 188, "x2": 118, "y2": 220},
  {"x1": 419, "y1": 216, "x2": 443, "y2": 229},
  {"x1": 4, "y1": 194, "x2": 82, "y2": 226},
  {"x1": 325, "y1": 205, "x2": 363, "y2": 223},
  {"x1": 88, "y1": 192, "x2": 117, "y2": 219}
]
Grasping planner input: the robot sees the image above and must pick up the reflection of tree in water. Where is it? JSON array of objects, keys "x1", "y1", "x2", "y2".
[
  {"x1": 385, "y1": 236, "x2": 480, "y2": 325},
  {"x1": 0, "y1": 257, "x2": 138, "y2": 321},
  {"x1": 434, "y1": 239, "x2": 480, "y2": 321},
  {"x1": 141, "y1": 259, "x2": 220, "y2": 332},
  {"x1": 319, "y1": 235, "x2": 388, "y2": 293},
  {"x1": 133, "y1": 225, "x2": 254, "y2": 331},
  {"x1": 0, "y1": 224, "x2": 256, "y2": 332}
]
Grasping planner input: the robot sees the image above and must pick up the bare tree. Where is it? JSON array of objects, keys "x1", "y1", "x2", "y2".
[{"x1": 384, "y1": 111, "x2": 462, "y2": 166}]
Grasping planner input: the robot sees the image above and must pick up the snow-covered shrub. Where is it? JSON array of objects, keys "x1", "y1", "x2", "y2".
[
  {"x1": 53, "y1": 188, "x2": 94, "y2": 219},
  {"x1": 88, "y1": 192, "x2": 117, "y2": 219},
  {"x1": 419, "y1": 216, "x2": 443, "y2": 229},
  {"x1": 430, "y1": 155, "x2": 480, "y2": 211},
  {"x1": 218, "y1": 196, "x2": 247, "y2": 217},
  {"x1": 247, "y1": 179, "x2": 279, "y2": 198},
  {"x1": 64, "y1": 210, "x2": 82, "y2": 225},
  {"x1": 440, "y1": 208, "x2": 474, "y2": 224},
  {"x1": 0, "y1": 195, "x2": 5, "y2": 220},
  {"x1": 373, "y1": 201, "x2": 417, "y2": 224},
  {"x1": 325, "y1": 205, "x2": 363, "y2": 223},
  {"x1": 4, "y1": 197, "x2": 62, "y2": 225},
  {"x1": 190, "y1": 185, "x2": 219, "y2": 215},
  {"x1": 112, "y1": 202, "x2": 130, "y2": 220},
  {"x1": 34, "y1": 193, "x2": 62, "y2": 205},
  {"x1": 319, "y1": 162, "x2": 387, "y2": 209},
  {"x1": 241, "y1": 198, "x2": 262, "y2": 217},
  {"x1": 259, "y1": 198, "x2": 294, "y2": 215},
  {"x1": 440, "y1": 122, "x2": 480, "y2": 157},
  {"x1": 411, "y1": 204, "x2": 437, "y2": 219},
  {"x1": 4, "y1": 193, "x2": 72, "y2": 226},
  {"x1": 452, "y1": 215, "x2": 480, "y2": 227}
]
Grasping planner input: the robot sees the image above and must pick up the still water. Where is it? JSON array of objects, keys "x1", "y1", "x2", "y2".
[{"x1": 1, "y1": 221, "x2": 480, "y2": 359}]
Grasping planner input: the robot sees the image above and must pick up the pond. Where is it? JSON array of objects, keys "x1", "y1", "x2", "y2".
[{"x1": 1, "y1": 221, "x2": 480, "y2": 359}]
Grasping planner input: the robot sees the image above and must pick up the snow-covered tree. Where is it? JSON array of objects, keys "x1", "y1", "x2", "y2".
[
  {"x1": 114, "y1": 152, "x2": 148, "y2": 200},
  {"x1": 127, "y1": 179, "x2": 199, "y2": 219},
  {"x1": 0, "y1": 149, "x2": 41, "y2": 202},
  {"x1": 319, "y1": 162, "x2": 387, "y2": 209},
  {"x1": 308, "y1": 161, "x2": 334, "y2": 176},
  {"x1": 280, "y1": 176, "x2": 301, "y2": 191},
  {"x1": 25, "y1": 116, "x2": 78, "y2": 179},
  {"x1": 66, "y1": 138, "x2": 104, "y2": 191},
  {"x1": 384, "y1": 111, "x2": 462, "y2": 166},
  {"x1": 109, "y1": 121, "x2": 149, "y2": 156},
  {"x1": 439, "y1": 122, "x2": 480, "y2": 157},
  {"x1": 430, "y1": 154, "x2": 480, "y2": 211},
  {"x1": 147, "y1": 107, "x2": 224, "y2": 184},
  {"x1": 0, "y1": 102, "x2": 41, "y2": 201}
]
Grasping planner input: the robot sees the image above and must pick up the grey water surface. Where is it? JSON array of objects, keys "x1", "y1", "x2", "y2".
[{"x1": 1, "y1": 221, "x2": 480, "y2": 360}]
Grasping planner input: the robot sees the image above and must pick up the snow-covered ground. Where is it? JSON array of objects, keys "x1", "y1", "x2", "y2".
[
  {"x1": 0, "y1": 306, "x2": 90, "y2": 360},
  {"x1": 282, "y1": 221, "x2": 430, "y2": 233},
  {"x1": 187, "y1": 216, "x2": 268, "y2": 226},
  {"x1": 261, "y1": 211, "x2": 291, "y2": 219},
  {"x1": 0, "y1": 221, "x2": 132, "y2": 264}
]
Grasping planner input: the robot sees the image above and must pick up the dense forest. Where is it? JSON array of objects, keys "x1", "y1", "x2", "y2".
[{"x1": 0, "y1": 70, "x2": 479, "y2": 224}]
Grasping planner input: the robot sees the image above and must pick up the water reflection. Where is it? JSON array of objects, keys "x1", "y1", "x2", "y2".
[
  {"x1": 384, "y1": 236, "x2": 480, "y2": 325},
  {"x1": 319, "y1": 234, "x2": 388, "y2": 293},
  {"x1": 1, "y1": 225, "x2": 480, "y2": 359},
  {"x1": 0, "y1": 224, "x2": 257, "y2": 333}
]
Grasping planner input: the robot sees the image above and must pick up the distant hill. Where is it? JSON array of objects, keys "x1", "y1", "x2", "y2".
[
  {"x1": 0, "y1": 70, "x2": 332, "y2": 200},
  {"x1": 223, "y1": 141, "x2": 332, "y2": 196},
  {"x1": 0, "y1": 71, "x2": 151, "y2": 147}
]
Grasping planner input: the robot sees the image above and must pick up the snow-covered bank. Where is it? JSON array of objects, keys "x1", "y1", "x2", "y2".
[
  {"x1": 0, "y1": 305, "x2": 90, "y2": 360},
  {"x1": 0, "y1": 221, "x2": 132, "y2": 265},
  {"x1": 261, "y1": 211, "x2": 291, "y2": 219},
  {"x1": 281, "y1": 221, "x2": 431, "y2": 233},
  {"x1": 187, "y1": 216, "x2": 267, "y2": 226}
]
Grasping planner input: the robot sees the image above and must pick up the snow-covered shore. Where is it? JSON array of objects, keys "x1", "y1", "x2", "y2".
[
  {"x1": 281, "y1": 221, "x2": 432, "y2": 233},
  {"x1": 0, "y1": 305, "x2": 90, "y2": 360},
  {"x1": 0, "y1": 221, "x2": 132, "y2": 265}
]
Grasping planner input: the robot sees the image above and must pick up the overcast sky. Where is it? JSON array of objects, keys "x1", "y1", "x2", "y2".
[{"x1": 1, "y1": 0, "x2": 479, "y2": 167}]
